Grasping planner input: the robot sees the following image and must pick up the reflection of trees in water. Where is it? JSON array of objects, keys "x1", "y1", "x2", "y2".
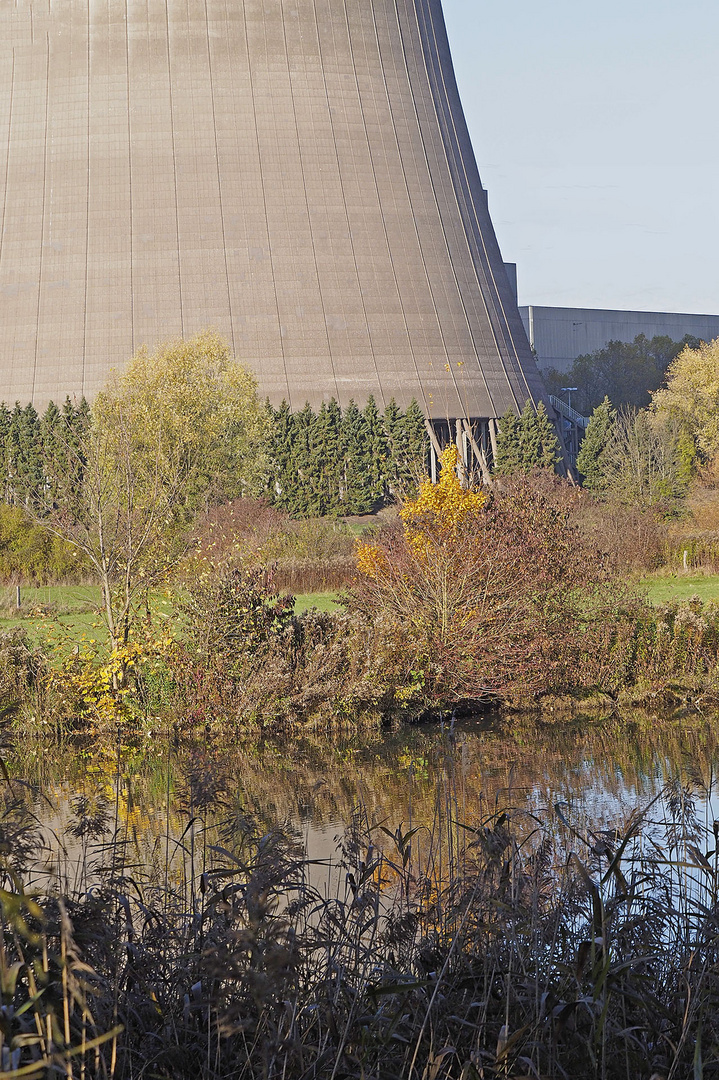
[
  {"x1": 12, "y1": 713, "x2": 719, "y2": 884},
  {"x1": 1, "y1": 715, "x2": 718, "y2": 1080}
]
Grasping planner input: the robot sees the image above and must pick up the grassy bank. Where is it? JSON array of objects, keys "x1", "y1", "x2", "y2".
[
  {"x1": 639, "y1": 571, "x2": 719, "y2": 605},
  {"x1": 292, "y1": 590, "x2": 342, "y2": 614},
  {"x1": 0, "y1": 583, "x2": 104, "y2": 642},
  {"x1": 0, "y1": 584, "x2": 343, "y2": 646},
  {"x1": 8, "y1": 574, "x2": 719, "y2": 728}
]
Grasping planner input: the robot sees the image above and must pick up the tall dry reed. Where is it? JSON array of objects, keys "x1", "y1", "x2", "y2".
[{"x1": 0, "y1": 723, "x2": 717, "y2": 1078}]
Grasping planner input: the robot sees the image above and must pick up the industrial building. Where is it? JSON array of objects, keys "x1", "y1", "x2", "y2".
[{"x1": 520, "y1": 306, "x2": 719, "y2": 374}]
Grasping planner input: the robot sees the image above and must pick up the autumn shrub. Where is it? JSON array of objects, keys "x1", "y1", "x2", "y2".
[
  {"x1": 169, "y1": 562, "x2": 346, "y2": 725},
  {"x1": 435, "y1": 462, "x2": 666, "y2": 576},
  {"x1": 624, "y1": 597, "x2": 719, "y2": 692},
  {"x1": 661, "y1": 475, "x2": 719, "y2": 570},
  {"x1": 177, "y1": 561, "x2": 295, "y2": 673},
  {"x1": 189, "y1": 498, "x2": 288, "y2": 565},
  {"x1": 0, "y1": 504, "x2": 80, "y2": 583},
  {"x1": 260, "y1": 515, "x2": 358, "y2": 591},
  {"x1": 169, "y1": 555, "x2": 426, "y2": 725},
  {"x1": 41, "y1": 628, "x2": 177, "y2": 731},
  {"x1": 350, "y1": 447, "x2": 648, "y2": 706},
  {"x1": 572, "y1": 493, "x2": 665, "y2": 572},
  {"x1": 0, "y1": 628, "x2": 44, "y2": 706}
]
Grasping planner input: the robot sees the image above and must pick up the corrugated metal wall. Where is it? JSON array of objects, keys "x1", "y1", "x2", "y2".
[{"x1": 522, "y1": 305, "x2": 719, "y2": 373}]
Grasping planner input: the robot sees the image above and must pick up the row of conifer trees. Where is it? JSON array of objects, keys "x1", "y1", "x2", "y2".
[
  {"x1": 0, "y1": 395, "x2": 430, "y2": 517},
  {"x1": 266, "y1": 396, "x2": 563, "y2": 515},
  {"x1": 266, "y1": 397, "x2": 428, "y2": 516},
  {"x1": 0, "y1": 393, "x2": 562, "y2": 518},
  {"x1": 0, "y1": 398, "x2": 90, "y2": 507}
]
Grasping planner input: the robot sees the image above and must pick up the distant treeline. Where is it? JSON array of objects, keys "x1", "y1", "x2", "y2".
[
  {"x1": 266, "y1": 396, "x2": 428, "y2": 516},
  {"x1": 542, "y1": 333, "x2": 701, "y2": 415}
]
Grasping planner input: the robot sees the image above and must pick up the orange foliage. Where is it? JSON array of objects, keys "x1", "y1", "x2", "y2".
[
  {"x1": 399, "y1": 445, "x2": 486, "y2": 554},
  {"x1": 357, "y1": 445, "x2": 486, "y2": 577}
]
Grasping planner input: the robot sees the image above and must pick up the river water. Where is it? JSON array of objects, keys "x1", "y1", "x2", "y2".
[{"x1": 11, "y1": 710, "x2": 719, "y2": 897}]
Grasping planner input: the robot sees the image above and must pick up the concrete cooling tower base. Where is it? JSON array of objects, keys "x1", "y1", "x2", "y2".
[{"x1": 0, "y1": 0, "x2": 552, "y2": 465}]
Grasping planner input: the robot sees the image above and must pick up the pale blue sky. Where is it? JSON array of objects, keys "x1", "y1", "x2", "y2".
[{"x1": 443, "y1": 0, "x2": 719, "y2": 313}]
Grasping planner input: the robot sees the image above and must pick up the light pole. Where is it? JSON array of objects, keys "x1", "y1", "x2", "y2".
[{"x1": 561, "y1": 386, "x2": 578, "y2": 411}]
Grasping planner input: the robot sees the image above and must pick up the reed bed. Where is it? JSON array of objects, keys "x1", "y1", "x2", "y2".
[{"x1": 0, "y1": 726, "x2": 715, "y2": 1079}]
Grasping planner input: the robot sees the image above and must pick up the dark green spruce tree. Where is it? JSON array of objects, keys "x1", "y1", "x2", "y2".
[
  {"x1": 576, "y1": 395, "x2": 616, "y2": 490},
  {"x1": 267, "y1": 400, "x2": 296, "y2": 511},
  {"x1": 531, "y1": 401, "x2": 561, "y2": 469},
  {"x1": 40, "y1": 400, "x2": 62, "y2": 504},
  {"x1": 64, "y1": 397, "x2": 91, "y2": 510},
  {"x1": 494, "y1": 400, "x2": 560, "y2": 475},
  {"x1": 383, "y1": 398, "x2": 411, "y2": 499},
  {"x1": 340, "y1": 400, "x2": 374, "y2": 514},
  {"x1": 493, "y1": 409, "x2": 523, "y2": 475},
  {"x1": 363, "y1": 396, "x2": 389, "y2": 506},
  {"x1": 74, "y1": 396, "x2": 92, "y2": 440},
  {"x1": 383, "y1": 397, "x2": 428, "y2": 497},
  {"x1": 309, "y1": 400, "x2": 342, "y2": 515},
  {"x1": 0, "y1": 404, "x2": 11, "y2": 503},
  {"x1": 8, "y1": 404, "x2": 43, "y2": 504},
  {"x1": 286, "y1": 402, "x2": 316, "y2": 516},
  {"x1": 403, "y1": 399, "x2": 429, "y2": 487}
]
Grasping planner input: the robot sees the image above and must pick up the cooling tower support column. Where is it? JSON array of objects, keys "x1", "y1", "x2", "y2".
[{"x1": 426, "y1": 417, "x2": 493, "y2": 486}]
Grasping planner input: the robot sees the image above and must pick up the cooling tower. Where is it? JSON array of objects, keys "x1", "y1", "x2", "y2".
[{"x1": 0, "y1": 0, "x2": 550, "y2": 441}]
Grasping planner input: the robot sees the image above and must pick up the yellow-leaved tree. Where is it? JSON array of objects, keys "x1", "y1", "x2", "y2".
[
  {"x1": 399, "y1": 444, "x2": 486, "y2": 550},
  {"x1": 355, "y1": 444, "x2": 488, "y2": 647},
  {"x1": 33, "y1": 331, "x2": 269, "y2": 661},
  {"x1": 356, "y1": 444, "x2": 486, "y2": 581},
  {"x1": 651, "y1": 337, "x2": 719, "y2": 462},
  {"x1": 94, "y1": 330, "x2": 269, "y2": 509}
]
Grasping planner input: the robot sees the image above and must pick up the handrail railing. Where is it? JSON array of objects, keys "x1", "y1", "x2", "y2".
[{"x1": 549, "y1": 395, "x2": 589, "y2": 429}]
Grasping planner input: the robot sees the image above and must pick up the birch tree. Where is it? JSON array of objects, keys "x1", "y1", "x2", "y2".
[{"x1": 29, "y1": 332, "x2": 269, "y2": 655}]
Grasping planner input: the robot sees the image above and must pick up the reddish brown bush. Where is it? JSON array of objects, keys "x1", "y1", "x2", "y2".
[
  {"x1": 349, "y1": 472, "x2": 643, "y2": 705},
  {"x1": 187, "y1": 498, "x2": 359, "y2": 593},
  {"x1": 572, "y1": 495, "x2": 665, "y2": 573}
]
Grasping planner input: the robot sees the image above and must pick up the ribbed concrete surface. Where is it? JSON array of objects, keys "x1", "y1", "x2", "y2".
[{"x1": 0, "y1": 0, "x2": 547, "y2": 418}]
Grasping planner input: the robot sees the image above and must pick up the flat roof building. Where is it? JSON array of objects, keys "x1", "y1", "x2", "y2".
[{"x1": 520, "y1": 305, "x2": 719, "y2": 373}]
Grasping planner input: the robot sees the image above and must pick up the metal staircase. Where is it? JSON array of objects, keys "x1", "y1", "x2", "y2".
[{"x1": 549, "y1": 395, "x2": 589, "y2": 465}]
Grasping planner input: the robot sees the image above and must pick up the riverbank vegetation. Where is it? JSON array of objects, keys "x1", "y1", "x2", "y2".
[
  {"x1": 0, "y1": 716, "x2": 718, "y2": 1078},
  {"x1": 2, "y1": 332, "x2": 719, "y2": 729},
  {"x1": 1, "y1": 331, "x2": 719, "y2": 1075},
  {"x1": 1, "y1": 446, "x2": 719, "y2": 731}
]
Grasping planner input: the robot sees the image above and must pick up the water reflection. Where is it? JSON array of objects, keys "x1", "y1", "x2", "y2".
[{"x1": 12, "y1": 710, "x2": 719, "y2": 892}]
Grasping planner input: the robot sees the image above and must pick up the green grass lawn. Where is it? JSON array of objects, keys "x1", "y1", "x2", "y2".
[
  {"x1": 0, "y1": 584, "x2": 176, "y2": 650},
  {"x1": 293, "y1": 591, "x2": 342, "y2": 614},
  {"x1": 7, "y1": 576, "x2": 719, "y2": 645},
  {"x1": 0, "y1": 584, "x2": 102, "y2": 642},
  {"x1": 639, "y1": 573, "x2": 719, "y2": 606},
  {"x1": 0, "y1": 583, "x2": 342, "y2": 648}
]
